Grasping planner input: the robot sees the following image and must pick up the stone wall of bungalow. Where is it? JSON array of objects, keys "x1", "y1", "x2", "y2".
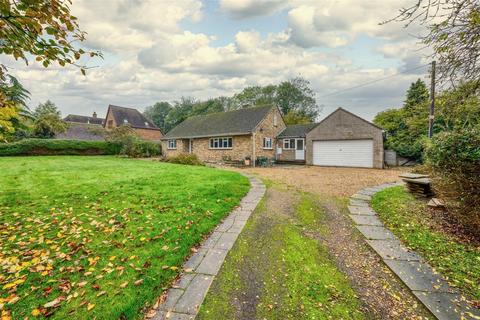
[
  {"x1": 162, "y1": 107, "x2": 286, "y2": 164},
  {"x1": 275, "y1": 139, "x2": 297, "y2": 161}
]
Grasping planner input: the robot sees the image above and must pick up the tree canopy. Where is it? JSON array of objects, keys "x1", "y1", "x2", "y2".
[
  {"x1": 388, "y1": 0, "x2": 480, "y2": 86},
  {"x1": 145, "y1": 77, "x2": 320, "y2": 133},
  {"x1": 32, "y1": 101, "x2": 67, "y2": 138},
  {"x1": 374, "y1": 79, "x2": 480, "y2": 160}
]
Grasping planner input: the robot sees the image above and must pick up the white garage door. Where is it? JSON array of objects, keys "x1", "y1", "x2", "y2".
[{"x1": 312, "y1": 139, "x2": 374, "y2": 168}]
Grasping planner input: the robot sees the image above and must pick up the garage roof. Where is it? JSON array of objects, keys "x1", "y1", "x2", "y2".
[{"x1": 278, "y1": 123, "x2": 317, "y2": 138}]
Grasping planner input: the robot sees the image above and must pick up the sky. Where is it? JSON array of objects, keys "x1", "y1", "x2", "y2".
[{"x1": 5, "y1": 0, "x2": 432, "y2": 121}]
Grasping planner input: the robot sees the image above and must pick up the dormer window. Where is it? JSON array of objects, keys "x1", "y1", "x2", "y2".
[
  {"x1": 123, "y1": 119, "x2": 128, "y2": 123},
  {"x1": 144, "y1": 122, "x2": 149, "y2": 127}
]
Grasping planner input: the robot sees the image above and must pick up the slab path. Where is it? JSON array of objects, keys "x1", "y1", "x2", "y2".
[
  {"x1": 152, "y1": 174, "x2": 265, "y2": 320},
  {"x1": 349, "y1": 183, "x2": 480, "y2": 320}
]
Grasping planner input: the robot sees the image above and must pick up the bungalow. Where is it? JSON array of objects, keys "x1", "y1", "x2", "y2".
[
  {"x1": 104, "y1": 105, "x2": 163, "y2": 141},
  {"x1": 161, "y1": 105, "x2": 285, "y2": 163},
  {"x1": 164, "y1": 106, "x2": 384, "y2": 168}
]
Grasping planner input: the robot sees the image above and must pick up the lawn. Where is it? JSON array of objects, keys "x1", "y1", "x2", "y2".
[
  {"x1": 371, "y1": 186, "x2": 480, "y2": 302},
  {"x1": 198, "y1": 184, "x2": 365, "y2": 319},
  {"x1": 0, "y1": 156, "x2": 249, "y2": 319}
]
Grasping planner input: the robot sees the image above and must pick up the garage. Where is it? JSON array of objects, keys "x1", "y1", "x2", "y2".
[
  {"x1": 312, "y1": 139, "x2": 374, "y2": 168},
  {"x1": 305, "y1": 108, "x2": 384, "y2": 169}
]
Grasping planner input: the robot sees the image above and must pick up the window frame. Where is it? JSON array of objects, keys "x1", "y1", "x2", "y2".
[
  {"x1": 209, "y1": 137, "x2": 233, "y2": 149},
  {"x1": 283, "y1": 138, "x2": 296, "y2": 149},
  {"x1": 167, "y1": 139, "x2": 177, "y2": 150},
  {"x1": 263, "y1": 137, "x2": 273, "y2": 149}
]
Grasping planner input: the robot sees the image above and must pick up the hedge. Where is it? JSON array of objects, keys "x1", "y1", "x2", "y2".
[
  {"x1": 0, "y1": 139, "x2": 122, "y2": 156},
  {"x1": 424, "y1": 128, "x2": 480, "y2": 234}
]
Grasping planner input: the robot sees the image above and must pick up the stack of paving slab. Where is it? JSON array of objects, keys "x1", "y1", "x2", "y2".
[
  {"x1": 348, "y1": 184, "x2": 480, "y2": 320},
  {"x1": 399, "y1": 173, "x2": 434, "y2": 198}
]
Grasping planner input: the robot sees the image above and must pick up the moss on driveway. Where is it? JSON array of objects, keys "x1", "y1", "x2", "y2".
[{"x1": 198, "y1": 185, "x2": 366, "y2": 319}]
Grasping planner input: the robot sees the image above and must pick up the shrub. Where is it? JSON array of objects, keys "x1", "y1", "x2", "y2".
[
  {"x1": 0, "y1": 139, "x2": 122, "y2": 156},
  {"x1": 120, "y1": 139, "x2": 161, "y2": 158},
  {"x1": 166, "y1": 153, "x2": 204, "y2": 166},
  {"x1": 424, "y1": 129, "x2": 480, "y2": 232}
]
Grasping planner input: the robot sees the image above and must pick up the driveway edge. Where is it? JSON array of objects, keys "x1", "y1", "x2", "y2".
[
  {"x1": 152, "y1": 174, "x2": 265, "y2": 320},
  {"x1": 349, "y1": 183, "x2": 480, "y2": 320}
]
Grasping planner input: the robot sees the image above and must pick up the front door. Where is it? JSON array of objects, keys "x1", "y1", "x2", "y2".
[{"x1": 295, "y1": 139, "x2": 305, "y2": 160}]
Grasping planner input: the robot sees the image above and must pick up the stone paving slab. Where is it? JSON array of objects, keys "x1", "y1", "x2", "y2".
[
  {"x1": 383, "y1": 260, "x2": 451, "y2": 292},
  {"x1": 366, "y1": 239, "x2": 421, "y2": 261},
  {"x1": 152, "y1": 174, "x2": 265, "y2": 320},
  {"x1": 351, "y1": 182, "x2": 480, "y2": 320},
  {"x1": 356, "y1": 225, "x2": 395, "y2": 240},
  {"x1": 413, "y1": 291, "x2": 480, "y2": 320},
  {"x1": 348, "y1": 205, "x2": 376, "y2": 215},
  {"x1": 350, "y1": 214, "x2": 383, "y2": 226}
]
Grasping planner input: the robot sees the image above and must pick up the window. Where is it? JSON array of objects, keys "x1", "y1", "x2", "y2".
[
  {"x1": 283, "y1": 138, "x2": 295, "y2": 149},
  {"x1": 263, "y1": 137, "x2": 273, "y2": 149},
  {"x1": 123, "y1": 119, "x2": 128, "y2": 124},
  {"x1": 107, "y1": 120, "x2": 113, "y2": 129},
  {"x1": 209, "y1": 137, "x2": 232, "y2": 149},
  {"x1": 168, "y1": 139, "x2": 177, "y2": 149},
  {"x1": 273, "y1": 113, "x2": 277, "y2": 126},
  {"x1": 144, "y1": 121, "x2": 149, "y2": 127}
]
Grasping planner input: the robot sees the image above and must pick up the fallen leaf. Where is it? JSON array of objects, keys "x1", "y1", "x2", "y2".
[
  {"x1": 96, "y1": 291, "x2": 106, "y2": 297},
  {"x1": 134, "y1": 279, "x2": 144, "y2": 286},
  {"x1": 31, "y1": 309, "x2": 41, "y2": 317},
  {"x1": 87, "y1": 303, "x2": 95, "y2": 311},
  {"x1": 120, "y1": 281, "x2": 129, "y2": 288}
]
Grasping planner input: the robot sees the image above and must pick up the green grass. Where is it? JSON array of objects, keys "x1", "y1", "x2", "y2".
[
  {"x1": 371, "y1": 186, "x2": 480, "y2": 301},
  {"x1": 0, "y1": 156, "x2": 249, "y2": 319},
  {"x1": 198, "y1": 190, "x2": 365, "y2": 319}
]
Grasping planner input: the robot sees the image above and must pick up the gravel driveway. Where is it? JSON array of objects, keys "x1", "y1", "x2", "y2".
[{"x1": 241, "y1": 165, "x2": 407, "y2": 197}]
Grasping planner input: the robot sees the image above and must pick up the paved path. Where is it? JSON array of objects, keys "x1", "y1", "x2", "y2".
[
  {"x1": 152, "y1": 174, "x2": 265, "y2": 320},
  {"x1": 349, "y1": 183, "x2": 480, "y2": 320}
]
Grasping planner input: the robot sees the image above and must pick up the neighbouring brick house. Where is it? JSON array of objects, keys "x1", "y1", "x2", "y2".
[
  {"x1": 104, "y1": 105, "x2": 163, "y2": 141},
  {"x1": 161, "y1": 105, "x2": 286, "y2": 165},
  {"x1": 57, "y1": 112, "x2": 106, "y2": 140}
]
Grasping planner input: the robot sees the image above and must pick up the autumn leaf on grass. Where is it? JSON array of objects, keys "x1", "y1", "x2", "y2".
[
  {"x1": 96, "y1": 291, "x2": 106, "y2": 297},
  {"x1": 44, "y1": 296, "x2": 63, "y2": 308},
  {"x1": 31, "y1": 309, "x2": 41, "y2": 317},
  {"x1": 87, "y1": 303, "x2": 95, "y2": 311},
  {"x1": 120, "y1": 281, "x2": 129, "y2": 288},
  {"x1": 134, "y1": 279, "x2": 144, "y2": 286}
]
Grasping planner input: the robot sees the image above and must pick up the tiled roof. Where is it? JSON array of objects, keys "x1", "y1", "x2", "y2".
[
  {"x1": 64, "y1": 114, "x2": 104, "y2": 125},
  {"x1": 164, "y1": 105, "x2": 274, "y2": 139},
  {"x1": 106, "y1": 105, "x2": 159, "y2": 130},
  {"x1": 55, "y1": 123, "x2": 106, "y2": 141},
  {"x1": 278, "y1": 123, "x2": 317, "y2": 138}
]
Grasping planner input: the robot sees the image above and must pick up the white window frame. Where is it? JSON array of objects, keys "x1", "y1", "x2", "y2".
[
  {"x1": 263, "y1": 137, "x2": 273, "y2": 149},
  {"x1": 168, "y1": 139, "x2": 177, "y2": 150},
  {"x1": 209, "y1": 137, "x2": 232, "y2": 149},
  {"x1": 283, "y1": 138, "x2": 295, "y2": 150}
]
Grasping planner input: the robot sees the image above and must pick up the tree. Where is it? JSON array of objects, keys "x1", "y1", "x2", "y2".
[
  {"x1": 387, "y1": 0, "x2": 480, "y2": 86},
  {"x1": 283, "y1": 110, "x2": 313, "y2": 125},
  {"x1": 374, "y1": 80, "x2": 480, "y2": 160},
  {"x1": 232, "y1": 85, "x2": 276, "y2": 108},
  {"x1": 0, "y1": 0, "x2": 101, "y2": 79},
  {"x1": 33, "y1": 100, "x2": 61, "y2": 119},
  {"x1": 276, "y1": 77, "x2": 318, "y2": 121},
  {"x1": 164, "y1": 97, "x2": 196, "y2": 132},
  {"x1": 404, "y1": 79, "x2": 429, "y2": 111},
  {"x1": 33, "y1": 114, "x2": 67, "y2": 138},
  {"x1": 144, "y1": 102, "x2": 172, "y2": 133},
  {"x1": 191, "y1": 98, "x2": 225, "y2": 116},
  {"x1": 0, "y1": 75, "x2": 30, "y2": 141}
]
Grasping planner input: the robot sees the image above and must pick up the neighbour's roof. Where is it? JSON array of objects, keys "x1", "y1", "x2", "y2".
[
  {"x1": 106, "y1": 105, "x2": 159, "y2": 130},
  {"x1": 278, "y1": 123, "x2": 317, "y2": 138},
  {"x1": 55, "y1": 123, "x2": 106, "y2": 141},
  {"x1": 164, "y1": 105, "x2": 273, "y2": 139},
  {"x1": 64, "y1": 114, "x2": 104, "y2": 125}
]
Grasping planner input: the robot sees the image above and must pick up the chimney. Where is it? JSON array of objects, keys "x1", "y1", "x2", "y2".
[{"x1": 92, "y1": 111, "x2": 97, "y2": 118}]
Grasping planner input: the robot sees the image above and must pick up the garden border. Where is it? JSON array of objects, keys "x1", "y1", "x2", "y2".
[
  {"x1": 349, "y1": 182, "x2": 480, "y2": 320},
  {"x1": 151, "y1": 174, "x2": 265, "y2": 320}
]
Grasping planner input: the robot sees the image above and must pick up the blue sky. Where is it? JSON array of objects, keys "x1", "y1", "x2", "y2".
[{"x1": 7, "y1": 0, "x2": 429, "y2": 121}]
